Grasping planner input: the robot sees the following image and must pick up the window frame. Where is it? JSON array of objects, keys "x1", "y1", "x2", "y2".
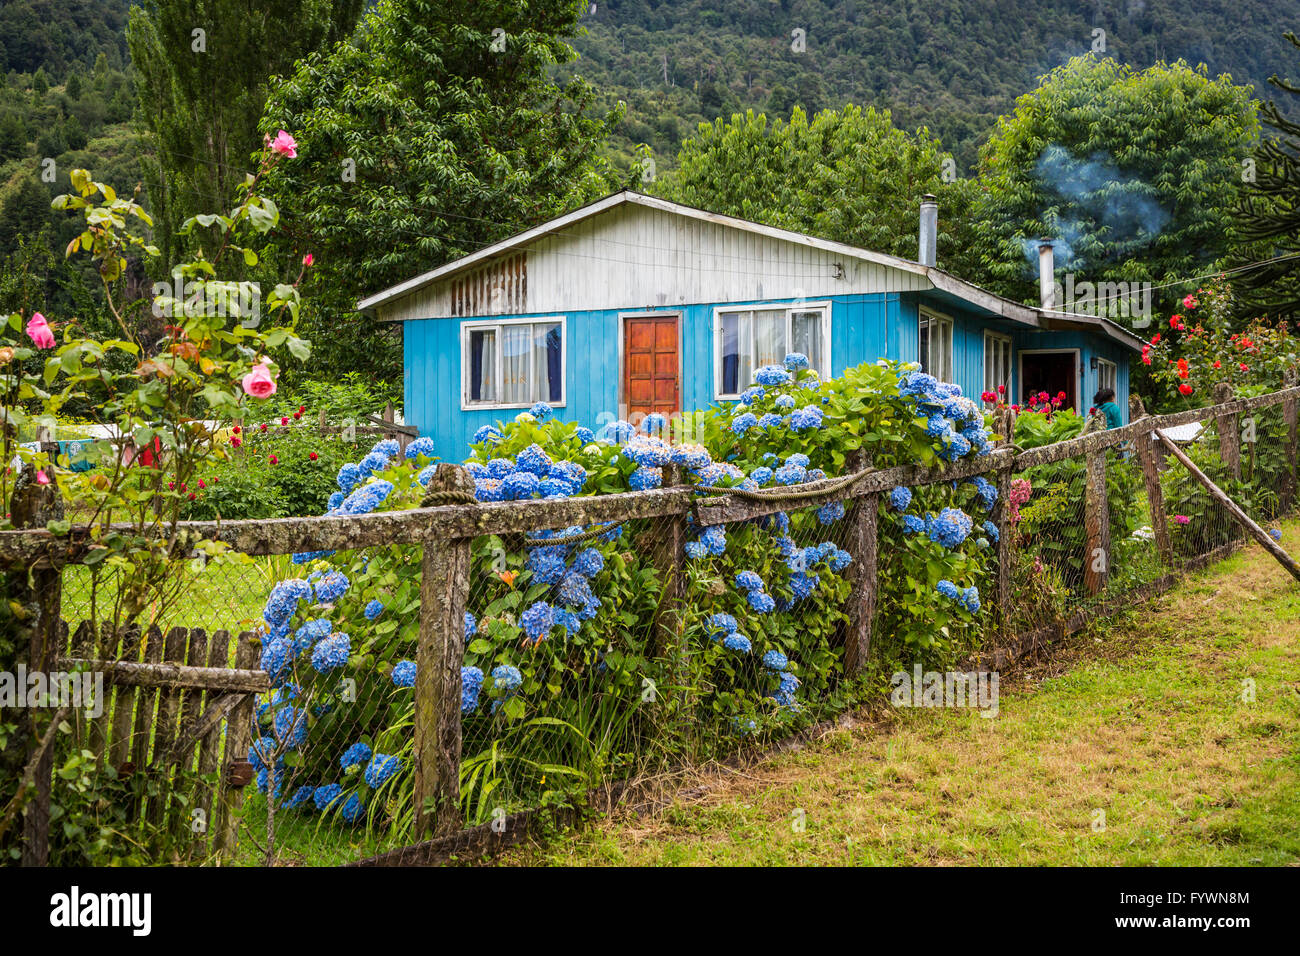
[
  {"x1": 1096, "y1": 357, "x2": 1117, "y2": 398},
  {"x1": 918, "y1": 308, "x2": 954, "y2": 382},
  {"x1": 460, "y1": 314, "x2": 567, "y2": 411},
  {"x1": 983, "y1": 330, "x2": 1013, "y2": 396},
  {"x1": 712, "y1": 300, "x2": 832, "y2": 400}
]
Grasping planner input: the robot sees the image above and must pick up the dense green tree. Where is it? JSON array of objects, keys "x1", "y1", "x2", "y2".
[
  {"x1": 258, "y1": 0, "x2": 625, "y2": 386},
  {"x1": 1236, "y1": 32, "x2": 1300, "y2": 318},
  {"x1": 126, "y1": 0, "x2": 365, "y2": 267},
  {"x1": 0, "y1": 110, "x2": 25, "y2": 160},
  {"x1": 65, "y1": 71, "x2": 82, "y2": 100},
  {"x1": 972, "y1": 56, "x2": 1260, "y2": 315},
  {"x1": 0, "y1": 178, "x2": 51, "y2": 253},
  {"x1": 659, "y1": 105, "x2": 981, "y2": 273},
  {"x1": 31, "y1": 66, "x2": 47, "y2": 96}
]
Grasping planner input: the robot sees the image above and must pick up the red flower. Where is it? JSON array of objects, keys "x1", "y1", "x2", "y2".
[
  {"x1": 230, "y1": 436, "x2": 242, "y2": 448},
  {"x1": 309, "y1": 452, "x2": 318, "y2": 461},
  {"x1": 1152, "y1": 333, "x2": 1161, "y2": 344},
  {"x1": 298, "y1": 405, "x2": 306, "y2": 414},
  {"x1": 281, "y1": 417, "x2": 289, "y2": 426},
  {"x1": 168, "y1": 481, "x2": 175, "y2": 490},
  {"x1": 233, "y1": 425, "x2": 241, "y2": 434},
  {"x1": 1179, "y1": 383, "x2": 1193, "y2": 396},
  {"x1": 260, "y1": 423, "x2": 268, "y2": 432},
  {"x1": 1089, "y1": 406, "x2": 1097, "y2": 414},
  {"x1": 981, "y1": 390, "x2": 996, "y2": 403},
  {"x1": 293, "y1": 411, "x2": 302, "y2": 420},
  {"x1": 1213, "y1": 361, "x2": 1221, "y2": 369},
  {"x1": 198, "y1": 479, "x2": 206, "y2": 489},
  {"x1": 179, "y1": 483, "x2": 186, "y2": 492},
  {"x1": 1240, "y1": 363, "x2": 1249, "y2": 372},
  {"x1": 997, "y1": 384, "x2": 1006, "y2": 394},
  {"x1": 1183, "y1": 294, "x2": 1199, "y2": 309},
  {"x1": 1169, "y1": 315, "x2": 1181, "y2": 328},
  {"x1": 269, "y1": 454, "x2": 279, "y2": 465},
  {"x1": 1011, "y1": 404, "x2": 1020, "y2": 413},
  {"x1": 188, "y1": 492, "x2": 196, "y2": 500}
]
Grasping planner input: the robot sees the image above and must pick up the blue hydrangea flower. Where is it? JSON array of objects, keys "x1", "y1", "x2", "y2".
[
  {"x1": 260, "y1": 638, "x2": 292, "y2": 684},
  {"x1": 392, "y1": 660, "x2": 416, "y2": 687},
  {"x1": 327, "y1": 491, "x2": 344, "y2": 510},
  {"x1": 314, "y1": 570, "x2": 350, "y2": 603},
  {"x1": 555, "y1": 608, "x2": 581, "y2": 635},
  {"x1": 784, "y1": 352, "x2": 810, "y2": 370},
  {"x1": 571, "y1": 548, "x2": 604, "y2": 578},
  {"x1": 1270, "y1": 528, "x2": 1283, "y2": 541},
  {"x1": 273, "y1": 705, "x2": 309, "y2": 748},
  {"x1": 707, "y1": 612, "x2": 739, "y2": 638},
  {"x1": 285, "y1": 785, "x2": 314, "y2": 810},
  {"x1": 790, "y1": 572, "x2": 819, "y2": 601},
  {"x1": 758, "y1": 412, "x2": 783, "y2": 429},
  {"x1": 529, "y1": 402, "x2": 554, "y2": 422},
  {"x1": 503, "y1": 471, "x2": 539, "y2": 499},
  {"x1": 473, "y1": 424, "x2": 503, "y2": 444},
  {"x1": 263, "y1": 578, "x2": 312, "y2": 629},
  {"x1": 936, "y1": 579, "x2": 960, "y2": 601},
  {"x1": 517, "y1": 443, "x2": 552, "y2": 476},
  {"x1": 889, "y1": 486, "x2": 912, "y2": 511},
  {"x1": 474, "y1": 478, "x2": 505, "y2": 502},
  {"x1": 338, "y1": 479, "x2": 394, "y2": 516},
  {"x1": 364, "y1": 753, "x2": 402, "y2": 788},
  {"x1": 311, "y1": 632, "x2": 351, "y2": 673},
  {"x1": 487, "y1": 457, "x2": 515, "y2": 479},
  {"x1": 464, "y1": 611, "x2": 477, "y2": 639},
  {"x1": 492, "y1": 665, "x2": 523, "y2": 694},
  {"x1": 521, "y1": 601, "x2": 555, "y2": 641},
  {"x1": 774, "y1": 462, "x2": 806, "y2": 485},
  {"x1": 418, "y1": 464, "x2": 438, "y2": 486},
  {"x1": 731, "y1": 412, "x2": 758, "y2": 435},
  {"x1": 982, "y1": 520, "x2": 999, "y2": 543},
  {"x1": 339, "y1": 741, "x2": 372, "y2": 770},
  {"x1": 790, "y1": 405, "x2": 823, "y2": 430},
  {"x1": 700, "y1": 525, "x2": 727, "y2": 556},
  {"x1": 739, "y1": 386, "x2": 765, "y2": 404},
  {"x1": 747, "y1": 590, "x2": 775, "y2": 613},
  {"x1": 461, "y1": 666, "x2": 484, "y2": 713},
  {"x1": 364, "y1": 599, "x2": 384, "y2": 621},
  {"x1": 604, "y1": 420, "x2": 635, "y2": 443},
  {"x1": 817, "y1": 501, "x2": 846, "y2": 524},
  {"x1": 762, "y1": 649, "x2": 789, "y2": 671},
  {"x1": 291, "y1": 619, "x2": 331, "y2": 657},
  {"x1": 339, "y1": 793, "x2": 365, "y2": 823},
  {"x1": 723, "y1": 632, "x2": 752, "y2": 653},
  {"x1": 969, "y1": 475, "x2": 998, "y2": 511},
  {"x1": 828, "y1": 548, "x2": 852, "y2": 572},
  {"x1": 249, "y1": 735, "x2": 278, "y2": 772},
  {"x1": 734, "y1": 570, "x2": 764, "y2": 592},
  {"x1": 902, "y1": 514, "x2": 927, "y2": 534},
  {"x1": 336, "y1": 462, "x2": 361, "y2": 493},
  {"x1": 357, "y1": 451, "x2": 389, "y2": 478},
  {"x1": 750, "y1": 465, "x2": 774, "y2": 485},
  {"x1": 775, "y1": 394, "x2": 796, "y2": 410},
  {"x1": 527, "y1": 546, "x2": 568, "y2": 584},
  {"x1": 785, "y1": 453, "x2": 810, "y2": 468},
  {"x1": 403, "y1": 436, "x2": 436, "y2": 460},
  {"x1": 684, "y1": 541, "x2": 707, "y2": 559},
  {"x1": 642, "y1": 412, "x2": 668, "y2": 433},
  {"x1": 313, "y1": 783, "x2": 343, "y2": 811},
  {"x1": 369, "y1": 438, "x2": 399, "y2": 460},
  {"x1": 576, "y1": 426, "x2": 596, "y2": 443},
  {"x1": 755, "y1": 365, "x2": 791, "y2": 386},
  {"x1": 629, "y1": 465, "x2": 663, "y2": 490},
  {"x1": 928, "y1": 508, "x2": 974, "y2": 549},
  {"x1": 670, "y1": 443, "x2": 712, "y2": 469},
  {"x1": 961, "y1": 586, "x2": 981, "y2": 613}
]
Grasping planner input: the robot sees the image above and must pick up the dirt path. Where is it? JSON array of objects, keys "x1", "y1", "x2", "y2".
[{"x1": 510, "y1": 520, "x2": 1300, "y2": 866}]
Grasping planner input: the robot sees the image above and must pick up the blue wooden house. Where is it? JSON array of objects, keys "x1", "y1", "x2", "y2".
[{"x1": 357, "y1": 191, "x2": 1142, "y2": 458}]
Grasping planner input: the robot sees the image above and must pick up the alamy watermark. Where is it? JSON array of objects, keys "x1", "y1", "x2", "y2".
[
  {"x1": 1054, "y1": 273, "x2": 1153, "y2": 327},
  {"x1": 152, "y1": 275, "x2": 261, "y2": 326},
  {"x1": 890, "y1": 664, "x2": 999, "y2": 717},
  {"x1": 0, "y1": 665, "x2": 103, "y2": 718}
]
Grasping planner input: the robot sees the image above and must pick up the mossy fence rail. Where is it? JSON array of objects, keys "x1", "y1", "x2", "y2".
[{"x1": 3, "y1": 383, "x2": 1298, "y2": 865}]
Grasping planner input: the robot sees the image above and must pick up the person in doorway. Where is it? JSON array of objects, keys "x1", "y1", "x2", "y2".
[{"x1": 1092, "y1": 387, "x2": 1123, "y2": 429}]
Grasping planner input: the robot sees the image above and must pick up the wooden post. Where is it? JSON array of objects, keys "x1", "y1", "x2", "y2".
[
  {"x1": 8, "y1": 442, "x2": 63, "y2": 866},
  {"x1": 646, "y1": 464, "x2": 687, "y2": 660},
  {"x1": 1213, "y1": 382, "x2": 1241, "y2": 480},
  {"x1": 843, "y1": 450, "x2": 877, "y2": 674},
  {"x1": 992, "y1": 464, "x2": 1015, "y2": 630},
  {"x1": 413, "y1": 464, "x2": 474, "y2": 838},
  {"x1": 1083, "y1": 446, "x2": 1110, "y2": 594},
  {"x1": 1130, "y1": 395, "x2": 1173, "y2": 567},
  {"x1": 1156, "y1": 428, "x2": 1300, "y2": 582},
  {"x1": 1283, "y1": 372, "x2": 1299, "y2": 512},
  {"x1": 146, "y1": 627, "x2": 188, "y2": 830},
  {"x1": 212, "y1": 631, "x2": 257, "y2": 862}
]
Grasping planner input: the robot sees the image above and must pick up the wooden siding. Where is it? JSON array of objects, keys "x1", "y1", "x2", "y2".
[{"x1": 380, "y1": 204, "x2": 930, "y2": 322}]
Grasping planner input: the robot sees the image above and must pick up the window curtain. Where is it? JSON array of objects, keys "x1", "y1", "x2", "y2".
[
  {"x1": 534, "y1": 323, "x2": 562, "y2": 403},
  {"x1": 501, "y1": 324, "x2": 532, "y2": 404},
  {"x1": 791, "y1": 311, "x2": 822, "y2": 372},
  {"x1": 470, "y1": 328, "x2": 496, "y2": 402},
  {"x1": 752, "y1": 310, "x2": 784, "y2": 368}
]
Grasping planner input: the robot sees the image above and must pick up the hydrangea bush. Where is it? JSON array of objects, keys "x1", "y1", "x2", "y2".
[{"x1": 244, "y1": 356, "x2": 1007, "y2": 834}]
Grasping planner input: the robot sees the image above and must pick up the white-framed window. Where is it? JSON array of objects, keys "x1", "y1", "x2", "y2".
[
  {"x1": 461, "y1": 315, "x2": 565, "y2": 409},
  {"x1": 1097, "y1": 357, "x2": 1117, "y2": 396},
  {"x1": 984, "y1": 331, "x2": 1013, "y2": 395},
  {"x1": 918, "y1": 309, "x2": 953, "y2": 381},
  {"x1": 713, "y1": 301, "x2": 831, "y2": 398}
]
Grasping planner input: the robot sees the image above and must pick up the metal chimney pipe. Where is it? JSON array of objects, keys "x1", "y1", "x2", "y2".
[
  {"x1": 1037, "y1": 238, "x2": 1055, "y2": 309},
  {"x1": 918, "y1": 194, "x2": 938, "y2": 267}
]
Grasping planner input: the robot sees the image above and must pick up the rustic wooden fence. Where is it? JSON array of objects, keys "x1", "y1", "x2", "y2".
[{"x1": 2, "y1": 382, "x2": 1298, "y2": 863}]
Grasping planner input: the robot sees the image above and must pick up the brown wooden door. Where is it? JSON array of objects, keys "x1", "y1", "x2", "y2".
[{"x1": 624, "y1": 316, "x2": 680, "y2": 420}]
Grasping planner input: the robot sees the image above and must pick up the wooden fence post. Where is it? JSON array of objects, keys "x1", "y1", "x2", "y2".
[
  {"x1": 1213, "y1": 382, "x2": 1241, "y2": 480},
  {"x1": 1083, "y1": 446, "x2": 1110, "y2": 594},
  {"x1": 1130, "y1": 395, "x2": 1173, "y2": 567},
  {"x1": 413, "y1": 464, "x2": 474, "y2": 838},
  {"x1": 992, "y1": 407, "x2": 1016, "y2": 630},
  {"x1": 213, "y1": 631, "x2": 257, "y2": 862},
  {"x1": 1282, "y1": 372, "x2": 1299, "y2": 512},
  {"x1": 843, "y1": 450, "x2": 877, "y2": 674},
  {"x1": 7, "y1": 442, "x2": 63, "y2": 866},
  {"x1": 646, "y1": 464, "x2": 687, "y2": 661}
]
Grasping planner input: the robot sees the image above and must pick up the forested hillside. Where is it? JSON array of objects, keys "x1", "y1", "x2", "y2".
[{"x1": 570, "y1": 0, "x2": 1300, "y2": 169}]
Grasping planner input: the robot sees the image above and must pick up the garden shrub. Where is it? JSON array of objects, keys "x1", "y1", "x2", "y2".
[{"x1": 240, "y1": 357, "x2": 1006, "y2": 839}]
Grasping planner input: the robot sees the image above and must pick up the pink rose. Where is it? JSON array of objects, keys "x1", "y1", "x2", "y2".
[
  {"x1": 35, "y1": 470, "x2": 50, "y2": 485},
  {"x1": 26, "y1": 313, "x2": 55, "y2": 349},
  {"x1": 270, "y1": 130, "x2": 298, "y2": 158},
  {"x1": 302, "y1": 253, "x2": 314, "y2": 267},
  {"x1": 241, "y1": 360, "x2": 278, "y2": 399}
]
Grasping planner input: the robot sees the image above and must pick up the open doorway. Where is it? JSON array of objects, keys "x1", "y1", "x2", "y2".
[{"x1": 1018, "y1": 349, "x2": 1079, "y2": 412}]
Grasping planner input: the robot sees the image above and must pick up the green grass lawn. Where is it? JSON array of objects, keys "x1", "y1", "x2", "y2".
[{"x1": 505, "y1": 519, "x2": 1300, "y2": 866}]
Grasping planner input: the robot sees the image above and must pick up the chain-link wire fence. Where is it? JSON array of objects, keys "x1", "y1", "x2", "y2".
[{"x1": 21, "y1": 386, "x2": 1300, "y2": 866}]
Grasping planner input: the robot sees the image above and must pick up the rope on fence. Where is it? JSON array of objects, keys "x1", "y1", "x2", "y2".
[
  {"x1": 419, "y1": 488, "x2": 479, "y2": 508},
  {"x1": 695, "y1": 466, "x2": 877, "y2": 507},
  {"x1": 523, "y1": 521, "x2": 623, "y2": 547}
]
